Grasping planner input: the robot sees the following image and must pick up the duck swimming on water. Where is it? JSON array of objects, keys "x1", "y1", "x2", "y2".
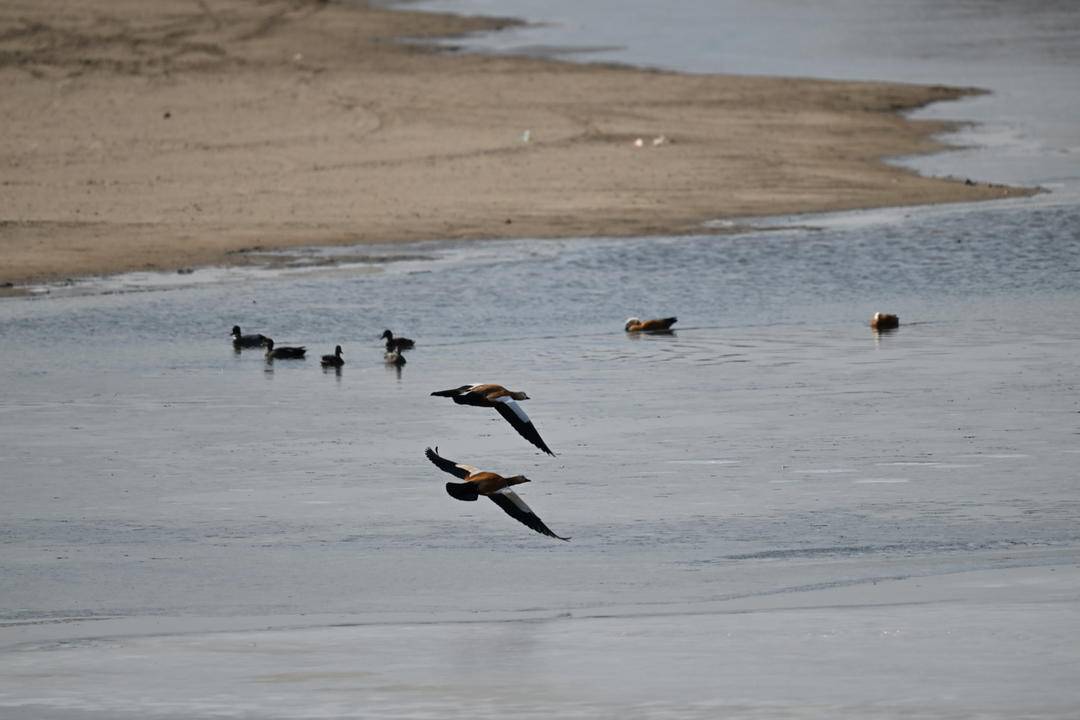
[
  {"x1": 424, "y1": 447, "x2": 569, "y2": 541},
  {"x1": 625, "y1": 316, "x2": 677, "y2": 332},
  {"x1": 385, "y1": 346, "x2": 406, "y2": 366},
  {"x1": 430, "y1": 383, "x2": 555, "y2": 456},
  {"x1": 870, "y1": 312, "x2": 900, "y2": 331},
  {"x1": 321, "y1": 345, "x2": 344, "y2": 367},
  {"x1": 231, "y1": 325, "x2": 269, "y2": 348},
  {"x1": 382, "y1": 330, "x2": 415, "y2": 352},
  {"x1": 264, "y1": 338, "x2": 306, "y2": 359}
]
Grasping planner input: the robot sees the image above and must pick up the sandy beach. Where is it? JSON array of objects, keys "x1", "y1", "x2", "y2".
[{"x1": 0, "y1": 0, "x2": 1025, "y2": 286}]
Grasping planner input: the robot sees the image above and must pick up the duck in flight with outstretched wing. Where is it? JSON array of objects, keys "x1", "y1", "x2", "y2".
[
  {"x1": 430, "y1": 383, "x2": 555, "y2": 456},
  {"x1": 424, "y1": 447, "x2": 569, "y2": 541}
]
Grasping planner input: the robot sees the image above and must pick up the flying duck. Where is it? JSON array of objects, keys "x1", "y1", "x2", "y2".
[
  {"x1": 382, "y1": 330, "x2": 415, "y2": 352},
  {"x1": 870, "y1": 312, "x2": 900, "y2": 331},
  {"x1": 424, "y1": 447, "x2": 569, "y2": 541},
  {"x1": 321, "y1": 345, "x2": 344, "y2": 367},
  {"x1": 231, "y1": 325, "x2": 269, "y2": 348},
  {"x1": 625, "y1": 316, "x2": 677, "y2": 332},
  {"x1": 430, "y1": 384, "x2": 555, "y2": 456},
  {"x1": 264, "y1": 338, "x2": 306, "y2": 359},
  {"x1": 385, "y1": 346, "x2": 406, "y2": 366}
]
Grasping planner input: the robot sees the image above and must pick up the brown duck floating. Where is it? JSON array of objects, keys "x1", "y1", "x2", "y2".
[
  {"x1": 625, "y1": 316, "x2": 677, "y2": 332},
  {"x1": 430, "y1": 383, "x2": 555, "y2": 456},
  {"x1": 870, "y1": 312, "x2": 900, "y2": 331},
  {"x1": 424, "y1": 447, "x2": 569, "y2": 541}
]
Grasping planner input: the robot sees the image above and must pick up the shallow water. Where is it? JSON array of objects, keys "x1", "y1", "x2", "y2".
[
  {"x1": 2, "y1": 195, "x2": 1079, "y2": 717},
  {"x1": 4, "y1": 1, "x2": 1080, "y2": 717}
]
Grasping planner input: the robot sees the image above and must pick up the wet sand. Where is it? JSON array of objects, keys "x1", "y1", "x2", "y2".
[{"x1": 0, "y1": 0, "x2": 1024, "y2": 286}]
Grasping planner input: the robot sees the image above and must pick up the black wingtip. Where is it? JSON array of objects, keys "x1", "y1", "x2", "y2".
[{"x1": 542, "y1": 527, "x2": 571, "y2": 541}]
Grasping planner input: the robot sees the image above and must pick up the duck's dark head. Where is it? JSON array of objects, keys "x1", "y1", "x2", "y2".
[
  {"x1": 264, "y1": 338, "x2": 275, "y2": 352},
  {"x1": 381, "y1": 330, "x2": 393, "y2": 340},
  {"x1": 510, "y1": 391, "x2": 530, "y2": 401},
  {"x1": 231, "y1": 325, "x2": 242, "y2": 338},
  {"x1": 335, "y1": 345, "x2": 343, "y2": 356}
]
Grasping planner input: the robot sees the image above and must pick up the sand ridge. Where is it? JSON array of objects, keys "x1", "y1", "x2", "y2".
[{"x1": 0, "y1": 0, "x2": 1026, "y2": 286}]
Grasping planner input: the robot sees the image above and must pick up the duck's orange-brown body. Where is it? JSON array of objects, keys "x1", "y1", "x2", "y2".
[
  {"x1": 466, "y1": 384, "x2": 528, "y2": 403},
  {"x1": 870, "y1": 312, "x2": 900, "y2": 330},
  {"x1": 465, "y1": 471, "x2": 530, "y2": 495},
  {"x1": 625, "y1": 317, "x2": 678, "y2": 332}
]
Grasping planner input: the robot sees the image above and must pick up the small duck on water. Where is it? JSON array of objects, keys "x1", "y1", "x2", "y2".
[
  {"x1": 385, "y1": 346, "x2": 406, "y2": 366},
  {"x1": 321, "y1": 345, "x2": 344, "y2": 367},
  {"x1": 264, "y1": 338, "x2": 306, "y2": 359},
  {"x1": 625, "y1": 316, "x2": 677, "y2": 333},
  {"x1": 231, "y1": 325, "x2": 269, "y2": 348},
  {"x1": 382, "y1": 329, "x2": 415, "y2": 352},
  {"x1": 870, "y1": 312, "x2": 900, "y2": 331}
]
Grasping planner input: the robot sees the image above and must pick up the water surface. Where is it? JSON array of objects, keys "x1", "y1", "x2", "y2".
[
  {"x1": 3, "y1": 1, "x2": 1080, "y2": 717},
  {"x1": 2, "y1": 196, "x2": 1079, "y2": 717}
]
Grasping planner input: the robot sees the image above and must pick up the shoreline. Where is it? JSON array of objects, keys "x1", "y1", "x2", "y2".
[{"x1": 0, "y1": 0, "x2": 1032, "y2": 288}]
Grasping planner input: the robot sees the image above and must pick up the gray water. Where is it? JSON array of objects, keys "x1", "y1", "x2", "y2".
[{"x1": 3, "y1": 1, "x2": 1080, "y2": 718}]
